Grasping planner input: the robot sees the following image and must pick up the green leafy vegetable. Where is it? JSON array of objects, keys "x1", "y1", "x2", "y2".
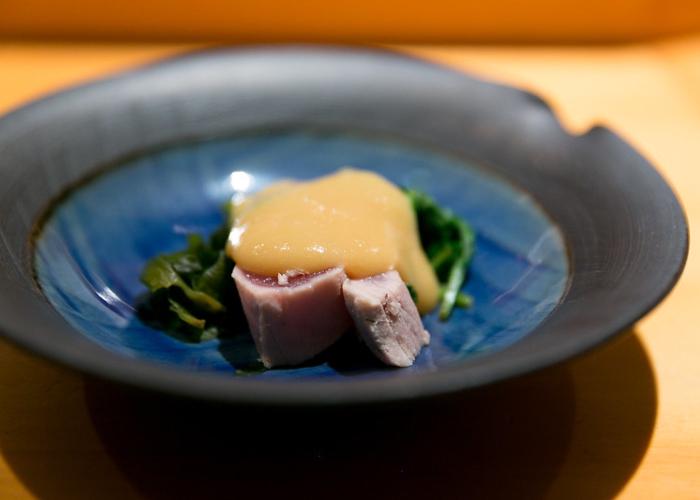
[
  {"x1": 406, "y1": 283, "x2": 418, "y2": 303},
  {"x1": 454, "y1": 291, "x2": 473, "y2": 309},
  {"x1": 405, "y1": 189, "x2": 475, "y2": 320},
  {"x1": 168, "y1": 297, "x2": 206, "y2": 329},
  {"x1": 141, "y1": 254, "x2": 224, "y2": 313},
  {"x1": 138, "y1": 203, "x2": 242, "y2": 342}
]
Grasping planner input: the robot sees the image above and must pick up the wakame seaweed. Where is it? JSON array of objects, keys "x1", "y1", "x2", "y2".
[{"x1": 138, "y1": 205, "x2": 243, "y2": 342}]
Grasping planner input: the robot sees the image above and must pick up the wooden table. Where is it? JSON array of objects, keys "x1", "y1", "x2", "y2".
[{"x1": 0, "y1": 40, "x2": 698, "y2": 499}]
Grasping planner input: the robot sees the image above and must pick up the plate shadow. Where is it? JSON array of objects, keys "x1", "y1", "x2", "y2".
[{"x1": 0, "y1": 330, "x2": 656, "y2": 499}]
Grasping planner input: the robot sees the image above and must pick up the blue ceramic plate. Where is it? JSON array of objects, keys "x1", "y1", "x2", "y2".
[
  {"x1": 34, "y1": 131, "x2": 568, "y2": 378},
  {"x1": 0, "y1": 47, "x2": 687, "y2": 405}
]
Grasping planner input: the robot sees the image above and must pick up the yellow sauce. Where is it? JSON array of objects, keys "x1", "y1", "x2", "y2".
[{"x1": 227, "y1": 168, "x2": 439, "y2": 313}]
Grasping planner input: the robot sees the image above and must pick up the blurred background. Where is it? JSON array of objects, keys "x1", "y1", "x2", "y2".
[{"x1": 2, "y1": 0, "x2": 700, "y2": 42}]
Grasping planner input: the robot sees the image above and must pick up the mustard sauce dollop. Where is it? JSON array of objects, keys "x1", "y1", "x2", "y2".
[{"x1": 227, "y1": 168, "x2": 439, "y2": 313}]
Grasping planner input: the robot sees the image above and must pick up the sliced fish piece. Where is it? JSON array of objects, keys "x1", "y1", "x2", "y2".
[
  {"x1": 342, "y1": 271, "x2": 429, "y2": 367},
  {"x1": 233, "y1": 266, "x2": 351, "y2": 368}
]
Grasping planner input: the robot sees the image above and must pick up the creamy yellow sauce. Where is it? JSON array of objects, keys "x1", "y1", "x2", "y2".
[{"x1": 227, "y1": 168, "x2": 439, "y2": 313}]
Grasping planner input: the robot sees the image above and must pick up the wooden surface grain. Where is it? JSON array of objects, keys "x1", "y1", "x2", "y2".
[{"x1": 0, "y1": 40, "x2": 698, "y2": 499}]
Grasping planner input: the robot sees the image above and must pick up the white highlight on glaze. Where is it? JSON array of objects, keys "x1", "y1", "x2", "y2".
[{"x1": 229, "y1": 170, "x2": 253, "y2": 192}]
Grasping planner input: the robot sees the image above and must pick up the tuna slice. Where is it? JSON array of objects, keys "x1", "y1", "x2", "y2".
[
  {"x1": 232, "y1": 266, "x2": 351, "y2": 367},
  {"x1": 342, "y1": 271, "x2": 430, "y2": 367}
]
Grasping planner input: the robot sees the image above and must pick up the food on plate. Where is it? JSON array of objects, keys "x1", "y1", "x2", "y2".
[
  {"x1": 233, "y1": 266, "x2": 351, "y2": 368},
  {"x1": 404, "y1": 188, "x2": 475, "y2": 320},
  {"x1": 139, "y1": 226, "x2": 236, "y2": 342},
  {"x1": 343, "y1": 270, "x2": 429, "y2": 367},
  {"x1": 227, "y1": 169, "x2": 439, "y2": 313},
  {"x1": 139, "y1": 168, "x2": 475, "y2": 369}
]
